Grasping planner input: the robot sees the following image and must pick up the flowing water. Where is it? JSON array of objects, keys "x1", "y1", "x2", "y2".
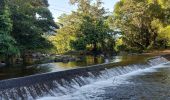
[
  {"x1": 39, "y1": 61, "x2": 170, "y2": 100},
  {"x1": 0, "y1": 56, "x2": 169, "y2": 100}
]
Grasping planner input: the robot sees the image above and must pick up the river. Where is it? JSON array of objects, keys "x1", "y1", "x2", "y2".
[
  {"x1": 0, "y1": 55, "x2": 169, "y2": 100},
  {"x1": 39, "y1": 60, "x2": 170, "y2": 100},
  {"x1": 0, "y1": 54, "x2": 157, "y2": 80}
]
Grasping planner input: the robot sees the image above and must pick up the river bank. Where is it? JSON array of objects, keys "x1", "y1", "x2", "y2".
[
  {"x1": 1, "y1": 49, "x2": 170, "y2": 67},
  {"x1": 0, "y1": 50, "x2": 169, "y2": 80}
]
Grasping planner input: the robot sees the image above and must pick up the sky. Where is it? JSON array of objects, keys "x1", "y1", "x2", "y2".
[{"x1": 48, "y1": 0, "x2": 120, "y2": 21}]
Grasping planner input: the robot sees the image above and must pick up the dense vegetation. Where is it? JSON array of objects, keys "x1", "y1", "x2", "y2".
[
  {"x1": 50, "y1": 0, "x2": 115, "y2": 54},
  {"x1": 0, "y1": 0, "x2": 19, "y2": 64},
  {"x1": 0, "y1": 0, "x2": 57, "y2": 65},
  {"x1": 49, "y1": 0, "x2": 170, "y2": 54},
  {"x1": 114, "y1": 0, "x2": 170, "y2": 52},
  {"x1": 0, "y1": 0, "x2": 170, "y2": 65}
]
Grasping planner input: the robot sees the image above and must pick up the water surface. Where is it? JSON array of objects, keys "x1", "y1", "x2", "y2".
[
  {"x1": 0, "y1": 56, "x2": 168, "y2": 100},
  {"x1": 39, "y1": 61, "x2": 170, "y2": 100},
  {"x1": 0, "y1": 54, "x2": 159, "y2": 80}
]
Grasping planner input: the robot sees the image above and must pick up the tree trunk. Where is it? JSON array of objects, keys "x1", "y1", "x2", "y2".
[
  {"x1": 5, "y1": 55, "x2": 16, "y2": 66},
  {"x1": 152, "y1": 32, "x2": 157, "y2": 48},
  {"x1": 22, "y1": 51, "x2": 33, "y2": 65},
  {"x1": 93, "y1": 43, "x2": 98, "y2": 54}
]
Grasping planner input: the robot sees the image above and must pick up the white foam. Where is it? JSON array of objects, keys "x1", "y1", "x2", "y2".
[{"x1": 38, "y1": 62, "x2": 170, "y2": 100}]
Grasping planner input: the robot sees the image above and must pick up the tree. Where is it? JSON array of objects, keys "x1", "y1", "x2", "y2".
[
  {"x1": 48, "y1": 13, "x2": 81, "y2": 54},
  {"x1": 50, "y1": 0, "x2": 115, "y2": 54},
  {"x1": 2, "y1": 0, "x2": 58, "y2": 64},
  {"x1": 68, "y1": 0, "x2": 115, "y2": 54},
  {"x1": 113, "y1": 0, "x2": 169, "y2": 51},
  {"x1": 0, "y1": 0, "x2": 19, "y2": 65},
  {"x1": 8, "y1": 0, "x2": 58, "y2": 52},
  {"x1": 76, "y1": 15, "x2": 113, "y2": 53}
]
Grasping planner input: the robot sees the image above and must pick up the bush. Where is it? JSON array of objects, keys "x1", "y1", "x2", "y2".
[{"x1": 70, "y1": 38, "x2": 87, "y2": 51}]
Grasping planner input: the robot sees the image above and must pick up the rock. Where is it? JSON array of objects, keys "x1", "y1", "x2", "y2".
[
  {"x1": 54, "y1": 57, "x2": 63, "y2": 62},
  {"x1": 0, "y1": 61, "x2": 6, "y2": 67},
  {"x1": 16, "y1": 58, "x2": 23, "y2": 64},
  {"x1": 54, "y1": 55, "x2": 83, "y2": 63},
  {"x1": 62, "y1": 59, "x2": 69, "y2": 63}
]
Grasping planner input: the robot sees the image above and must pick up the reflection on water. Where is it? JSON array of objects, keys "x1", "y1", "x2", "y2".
[
  {"x1": 0, "y1": 54, "x2": 159, "y2": 80},
  {"x1": 50, "y1": 54, "x2": 155, "y2": 69}
]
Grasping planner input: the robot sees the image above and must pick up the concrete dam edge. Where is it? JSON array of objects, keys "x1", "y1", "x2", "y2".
[{"x1": 0, "y1": 54, "x2": 169, "y2": 91}]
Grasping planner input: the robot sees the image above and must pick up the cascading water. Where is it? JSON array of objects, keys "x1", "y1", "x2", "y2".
[{"x1": 0, "y1": 56, "x2": 168, "y2": 100}]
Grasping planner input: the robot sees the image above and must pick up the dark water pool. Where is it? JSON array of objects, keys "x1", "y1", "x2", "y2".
[{"x1": 0, "y1": 54, "x2": 158, "y2": 80}]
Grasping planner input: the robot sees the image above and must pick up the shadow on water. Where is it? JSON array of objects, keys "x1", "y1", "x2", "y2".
[
  {"x1": 46, "y1": 54, "x2": 156, "y2": 69},
  {"x1": 0, "y1": 54, "x2": 160, "y2": 80}
]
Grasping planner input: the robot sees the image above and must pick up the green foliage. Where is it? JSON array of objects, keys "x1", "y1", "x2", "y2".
[
  {"x1": 113, "y1": 0, "x2": 170, "y2": 51},
  {"x1": 70, "y1": 38, "x2": 87, "y2": 50},
  {"x1": 53, "y1": 0, "x2": 115, "y2": 54},
  {"x1": 0, "y1": 34, "x2": 19, "y2": 56},
  {"x1": 8, "y1": 0, "x2": 57, "y2": 51},
  {"x1": 48, "y1": 33, "x2": 75, "y2": 54},
  {"x1": 0, "y1": 0, "x2": 57, "y2": 64},
  {"x1": 75, "y1": 15, "x2": 114, "y2": 52},
  {"x1": 0, "y1": 0, "x2": 19, "y2": 58},
  {"x1": 115, "y1": 38, "x2": 125, "y2": 52},
  {"x1": 158, "y1": 25, "x2": 170, "y2": 46},
  {"x1": 48, "y1": 13, "x2": 79, "y2": 54}
]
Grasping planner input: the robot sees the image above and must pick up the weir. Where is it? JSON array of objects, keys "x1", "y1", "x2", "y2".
[{"x1": 0, "y1": 55, "x2": 169, "y2": 100}]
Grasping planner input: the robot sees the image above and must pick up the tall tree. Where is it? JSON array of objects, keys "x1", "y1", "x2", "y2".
[
  {"x1": 8, "y1": 0, "x2": 58, "y2": 52},
  {"x1": 0, "y1": 0, "x2": 19, "y2": 65},
  {"x1": 69, "y1": 0, "x2": 115, "y2": 54},
  {"x1": 113, "y1": 0, "x2": 168, "y2": 51}
]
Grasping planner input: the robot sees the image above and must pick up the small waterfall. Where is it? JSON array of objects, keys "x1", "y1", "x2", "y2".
[
  {"x1": 0, "y1": 56, "x2": 168, "y2": 100},
  {"x1": 148, "y1": 56, "x2": 168, "y2": 66}
]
